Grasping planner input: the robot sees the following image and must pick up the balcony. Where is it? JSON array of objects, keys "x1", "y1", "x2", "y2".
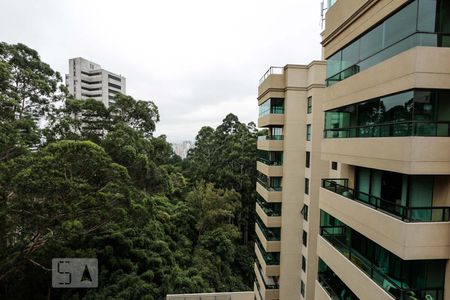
[
  {"x1": 320, "y1": 179, "x2": 450, "y2": 259},
  {"x1": 255, "y1": 218, "x2": 281, "y2": 253},
  {"x1": 256, "y1": 196, "x2": 281, "y2": 228},
  {"x1": 256, "y1": 182, "x2": 282, "y2": 203},
  {"x1": 255, "y1": 238, "x2": 280, "y2": 277},
  {"x1": 319, "y1": 227, "x2": 445, "y2": 300},
  {"x1": 254, "y1": 262, "x2": 279, "y2": 300},
  {"x1": 317, "y1": 236, "x2": 395, "y2": 300},
  {"x1": 317, "y1": 258, "x2": 359, "y2": 300},
  {"x1": 258, "y1": 98, "x2": 284, "y2": 128},
  {"x1": 257, "y1": 135, "x2": 284, "y2": 152},
  {"x1": 256, "y1": 161, "x2": 282, "y2": 177},
  {"x1": 322, "y1": 136, "x2": 450, "y2": 174},
  {"x1": 322, "y1": 179, "x2": 449, "y2": 222}
]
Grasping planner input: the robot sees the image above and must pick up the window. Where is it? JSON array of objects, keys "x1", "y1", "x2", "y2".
[
  {"x1": 306, "y1": 125, "x2": 311, "y2": 141},
  {"x1": 304, "y1": 178, "x2": 309, "y2": 195},
  {"x1": 305, "y1": 152, "x2": 310, "y2": 168},
  {"x1": 301, "y1": 204, "x2": 308, "y2": 221},
  {"x1": 302, "y1": 230, "x2": 307, "y2": 247},
  {"x1": 307, "y1": 96, "x2": 312, "y2": 114},
  {"x1": 108, "y1": 74, "x2": 122, "y2": 82},
  {"x1": 331, "y1": 161, "x2": 338, "y2": 170},
  {"x1": 301, "y1": 256, "x2": 306, "y2": 272},
  {"x1": 324, "y1": 89, "x2": 450, "y2": 138},
  {"x1": 325, "y1": 0, "x2": 450, "y2": 85},
  {"x1": 108, "y1": 82, "x2": 122, "y2": 90},
  {"x1": 300, "y1": 280, "x2": 305, "y2": 297}
]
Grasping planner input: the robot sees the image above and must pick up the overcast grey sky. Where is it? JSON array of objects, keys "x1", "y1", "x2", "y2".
[{"x1": 0, "y1": 0, "x2": 323, "y2": 142}]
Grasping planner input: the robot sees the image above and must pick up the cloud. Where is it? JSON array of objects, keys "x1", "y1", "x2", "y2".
[{"x1": 0, "y1": 0, "x2": 322, "y2": 143}]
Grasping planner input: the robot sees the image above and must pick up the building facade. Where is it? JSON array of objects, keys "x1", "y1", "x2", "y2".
[
  {"x1": 254, "y1": 62, "x2": 328, "y2": 300},
  {"x1": 65, "y1": 57, "x2": 126, "y2": 107},
  {"x1": 316, "y1": 0, "x2": 450, "y2": 300},
  {"x1": 256, "y1": 1, "x2": 450, "y2": 300}
]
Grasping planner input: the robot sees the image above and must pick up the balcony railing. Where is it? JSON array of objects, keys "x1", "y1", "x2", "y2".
[
  {"x1": 256, "y1": 196, "x2": 281, "y2": 216},
  {"x1": 322, "y1": 179, "x2": 450, "y2": 222},
  {"x1": 256, "y1": 261, "x2": 279, "y2": 289},
  {"x1": 256, "y1": 238, "x2": 280, "y2": 265},
  {"x1": 324, "y1": 121, "x2": 450, "y2": 138},
  {"x1": 257, "y1": 157, "x2": 283, "y2": 166},
  {"x1": 318, "y1": 271, "x2": 359, "y2": 300},
  {"x1": 257, "y1": 177, "x2": 282, "y2": 192},
  {"x1": 256, "y1": 217, "x2": 281, "y2": 241},
  {"x1": 259, "y1": 66, "x2": 284, "y2": 85},
  {"x1": 320, "y1": 227, "x2": 445, "y2": 300},
  {"x1": 258, "y1": 135, "x2": 284, "y2": 141}
]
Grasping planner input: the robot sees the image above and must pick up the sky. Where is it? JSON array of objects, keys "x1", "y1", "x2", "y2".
[{"x1": 0, "y1": 0, "x2": 323, "y2": 143}]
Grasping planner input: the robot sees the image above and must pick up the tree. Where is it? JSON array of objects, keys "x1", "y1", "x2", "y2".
[{"x1": 109, "y1": 94, "x2": 160, "y2": 137}]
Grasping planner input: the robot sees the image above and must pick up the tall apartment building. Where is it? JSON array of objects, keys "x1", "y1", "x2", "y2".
[
  {"x1": 316, "y1": 1, "x2": 450, "y2": 300},
  {"x1": 65, "y1": 57, "x2": 126, "y2": 107},
  {"x1": 254, "y1": 63, "x2": 328, "y2": 300},
  {"x1": 256, "y1": 1, "x2": 450, "y2": 300}
]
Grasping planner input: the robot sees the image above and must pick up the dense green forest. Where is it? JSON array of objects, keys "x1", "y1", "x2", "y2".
[{"x1": 0, "y1": 42, "x2": 257, "y2": 299}]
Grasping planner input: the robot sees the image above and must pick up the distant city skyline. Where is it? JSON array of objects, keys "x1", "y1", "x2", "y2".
[{"x1": 0, "y1": 0, "x2": 322, "y2": 142}]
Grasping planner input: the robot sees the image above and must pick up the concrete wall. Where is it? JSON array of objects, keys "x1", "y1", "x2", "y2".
[{"x1": 166, "y1": 292, "x2": 254, "y2": 300}]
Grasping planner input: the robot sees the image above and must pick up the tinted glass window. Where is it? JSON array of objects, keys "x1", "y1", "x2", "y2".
[
  {"x1": 418, "y1": 0, "x2": 437, "y2": 31},
  {"x1": 360, "y1": 24, "x2": 384, "y2": 59},
  {"x1": 342, "y1": 40, "x2": 360, "y2": 70},
  {"x1": 327, "y1": 51, "x2": 342, "y2": 78},
  {"x1": 384, "y1": 1, "x2": 417, "y2": 47}
]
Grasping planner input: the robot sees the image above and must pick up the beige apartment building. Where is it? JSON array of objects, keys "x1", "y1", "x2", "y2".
[
  {"x1": 256, "y1": 0, "x2": 450, "y2": 300},
  {"x1": 315, "y1": 0, "x2": 450, "y2": 299},
  {"x1": 254, "y1": 62, "x2": 329, "y2": 300}
]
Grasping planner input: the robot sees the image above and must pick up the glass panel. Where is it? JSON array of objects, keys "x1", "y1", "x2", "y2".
[
  {"x1": 409, "y1": 176, "x2": 433, "y2": 221},
  {"x1": 437, "y1": 0, "x2": 450, "y2": 33},
  {"x1": 259, "y1": 99, "x2": 271, "y2": 117},
  {"x1": 342, "y1": 40, "x2": 360, "y2": 71},
  {"x1": 326, "y1": 51, "x2": 342, "y2": 78},
  {"x1": 360, "y1": 24, "x2": 384, "y2": 60},
  {"x1": 437, "y1": 90, "x2": 450, "y2": 121},
  {"x1": 356, "y1": 167, "x2": 371, "y2": 203},
  {"x1": 383, "y1": 1, "x2": 417, "y2": 47},
  {"x1": 418, "y1": 0, "x2": 437, "y2": 32}
]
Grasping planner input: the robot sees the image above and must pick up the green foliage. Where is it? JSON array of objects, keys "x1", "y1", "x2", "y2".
[{"x1": 0, "y1": 42, "x2": 256, "y2": 300}]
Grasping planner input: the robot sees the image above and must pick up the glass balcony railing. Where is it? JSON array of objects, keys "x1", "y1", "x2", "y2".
[
  {"x1": 322, "y1": 179, "x2": 450, "y2": 222},
  {"x1": 259, "y1": 66, "x2": 284, "y2": 85},
  {"x1": 256, "y1": 195, "x2": 281, "y2": 216},
  {"x1": 324, "y1": 121, "x2": 450, "y2": 138},
  {"x1": 256, "y1": 261, "x2": 279, "y2": 289},
  {"x1": 320, "y1": 227, "x2": 445, "y2": 300},
  {"x1": 255, "y1": 217, "x2": 281, "y2": 241},
  {"x1": 256, "y1": 237, "x2": 280, "y2": 265},
  {"x1": 256, "y1": 177, "x2": 282, "y2": 192},
  {"x1": 257, "y1": 135, "x2": 284, "y2": 141}
]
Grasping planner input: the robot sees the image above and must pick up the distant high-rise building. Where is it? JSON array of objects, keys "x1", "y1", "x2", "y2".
[
  {"x1": 65, "y1": 57, "x2": 126, "y2": 107},
  {"x1": 172, "y1": 141, "x2": 194, "y2": 159}
]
